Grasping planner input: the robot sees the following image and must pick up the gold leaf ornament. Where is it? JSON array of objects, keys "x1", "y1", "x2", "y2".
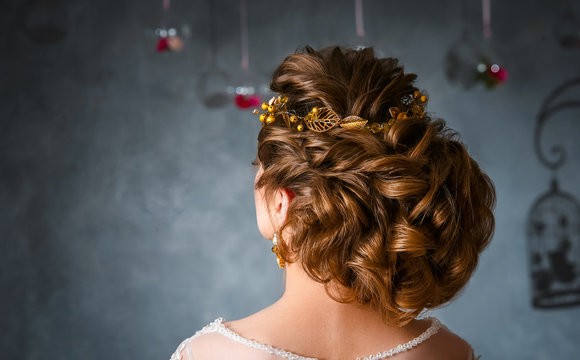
[
  {"x1": 340, "y1": 115, "x2": 368, "y2": 129},
  {"x1": 305, "y1": 107, "x2": 342, "y2": 132}
]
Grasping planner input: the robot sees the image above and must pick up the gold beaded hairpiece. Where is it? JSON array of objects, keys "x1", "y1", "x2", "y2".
[{"x1": 253, "y1": 91, "x2": 428, "y2": 134}]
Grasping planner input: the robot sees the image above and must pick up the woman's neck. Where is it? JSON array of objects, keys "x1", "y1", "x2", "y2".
[
  {"x1": 226, "y1": 260, "x2": 430, "y2": 360},
  {"x1": 276, "y1": 262, "x2": 387, "y2": 328}
]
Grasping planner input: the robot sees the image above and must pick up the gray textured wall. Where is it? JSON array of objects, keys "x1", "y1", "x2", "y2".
[{"x1": 1, "y1": 0, "x2": 580, "y2": 359}]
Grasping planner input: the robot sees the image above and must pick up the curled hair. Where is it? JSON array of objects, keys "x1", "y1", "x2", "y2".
[{"x1": 255, "y1": 46, "x2": 495, "y2": 326}]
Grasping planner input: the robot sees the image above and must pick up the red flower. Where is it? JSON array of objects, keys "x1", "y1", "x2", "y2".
[
  {"x1": 488, "y1": 65, "x2": 508, "y2": 84},
  {"x1": 495, "y1": 68, "x2": 508, "y2": 82},
  {"x1": 235, "y1": 94, "x2": 261, "y2": 109},
  {"x1": 156, "y1": 38, "x2": 168, "y2": 52}
]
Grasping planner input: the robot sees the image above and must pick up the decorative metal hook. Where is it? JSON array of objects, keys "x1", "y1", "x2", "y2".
[{"x1": 534, "y1": 78, "x2": 580, "y2": 171}]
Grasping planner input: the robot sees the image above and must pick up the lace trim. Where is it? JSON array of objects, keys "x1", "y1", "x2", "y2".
[
  {"x1": 355, "y1": 318, "x2": 441, "y2": 360},
  {"x1": 192, "y1": 318, "x2": 317, "y2": 360},
  {"x1": 190, "y1": 317, "x2": 442, "y2": 360},
  {"x1": 170, "y1": 337, "x2": 191, "y2": 360}
]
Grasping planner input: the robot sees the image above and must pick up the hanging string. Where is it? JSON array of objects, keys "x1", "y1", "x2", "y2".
[
  {"x1": 161, "y1": 0, "x2": 170, "y2": 26},
  {"x1": 354, "y1": 0, "x2": 365, "y2": 37},
  {"x1": 460, "y1": 0, "x2": 469, "y2": 38},
  {"x1": 482, "y1": 0, "x2": 492, "y2": 38},
  {"x1": 240, "y1": 0, "x2": 249, "y2": 70},
  {"x1": 209, "y1": 0, "x2": 217, "y2": 62}
]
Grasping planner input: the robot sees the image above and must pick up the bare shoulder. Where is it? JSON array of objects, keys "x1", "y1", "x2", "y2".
[
  {"x1": 169, "y1": 332, "x2": 225, "y2": 360},
  {"x1": 170, "y1": 319, "x2": 278, "y2": 360},
  {"x1": 408, "y1": 323, "x2": 476, "y2": 360}
]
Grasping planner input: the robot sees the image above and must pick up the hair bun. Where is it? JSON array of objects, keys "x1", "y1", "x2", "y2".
[{"x1": 256, "y1": 46, "x2": 495, "y2": 326}]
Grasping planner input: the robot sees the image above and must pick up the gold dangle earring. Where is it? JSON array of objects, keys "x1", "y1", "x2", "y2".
[{"x1": 271, "y1": 232, "x2": 285, "y2": 269}]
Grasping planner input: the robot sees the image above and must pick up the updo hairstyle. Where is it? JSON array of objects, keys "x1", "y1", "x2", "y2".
[{"x1": 255, "y1": 46, "x2": 496, "y2": 326}]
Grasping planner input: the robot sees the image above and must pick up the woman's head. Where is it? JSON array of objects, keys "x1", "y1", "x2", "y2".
[{"x1": 254, "y1": 46, "x2": 495, "y2": 326}]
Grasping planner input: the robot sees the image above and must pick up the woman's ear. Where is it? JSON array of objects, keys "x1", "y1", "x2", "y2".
[{"x1": 272, "y1": 188, "x2": 293, "y2": 229}]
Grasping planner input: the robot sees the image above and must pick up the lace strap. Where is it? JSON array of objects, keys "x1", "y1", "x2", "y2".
[
  {"x1": 193, "y1": 318, "x2": 317, "y2": 360},
  {"x1": 355, "y1": 318, "x2": 442, "y2": 360}
]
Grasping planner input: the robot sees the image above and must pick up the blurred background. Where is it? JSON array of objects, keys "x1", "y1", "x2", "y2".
[{"x1": 1, "y1": 0, "x2": 580, "y2": 359}]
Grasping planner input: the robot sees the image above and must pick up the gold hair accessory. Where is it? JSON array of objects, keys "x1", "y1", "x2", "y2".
[
  {"x1": 252, "y1": 91, "x2": 428, "y2": 134},
  {"x1": 271, "y1": 232, "x2": 285, "y2": 269}
]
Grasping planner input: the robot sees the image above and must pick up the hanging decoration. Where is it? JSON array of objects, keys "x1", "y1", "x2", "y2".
[
  {"x1": 355, "y1": 0, "x2": 365, "y2": 38},
  {"x1": 232, "y1": 0, "x2": 263, "y2": 110},
  {"x1": 18, "y1": 0, "x2": 68, "y2": 44},
  {"x1": 155, "y1": 0, "x2": 186, "y2": 53},
  {"x1": 349, "y1": 0, "x2": 374, "y2": 51},
  {"x1": 555, "y1": 4, "x2": 580, "y2": 49},
  {"x1": 198, "y1": 1, "x2": 230, "y2": 109},
  {"x1": 445, "y1": 0, "x2": 507, "y2": 90},
  {"x1": 445, "y1": 34, "x2": 484, "y2": 90},
  {"x1": 527, "y1": 78, "x2": 580, "y2": 309}
]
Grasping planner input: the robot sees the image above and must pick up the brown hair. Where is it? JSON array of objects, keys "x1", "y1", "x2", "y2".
[{"x1": 255, "y1": 46, "x2": 495, "y2": 326}]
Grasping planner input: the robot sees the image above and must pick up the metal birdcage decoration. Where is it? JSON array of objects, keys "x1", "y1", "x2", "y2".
[
  {"x1": 527, "y1": 78, "x2": 580, "y2": 308},
  {"x1": 528, "y1": 180, "x2": 580, "y2": 307}
]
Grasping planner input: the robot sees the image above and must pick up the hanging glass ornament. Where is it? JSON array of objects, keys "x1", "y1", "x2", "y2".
[
  {"x1": 445, "y1": 0, "x2": 507, "y2": 90},
  {"x1": 445, "y1": 34, "x2": 508, "y2": 90},
  {"x1": 18, "y1": 0, "x2": 68, "y2": 44},
  {"x1": 527, "y1": 78, "x2": 580, "y2": 309},
  {"x1": 445, "y1": 34, "x2": 481, "y2": 90},
  {"x1": 197, "y1": 1, "x2": 230, "y2": 109},
  {"x1": 230, "y1": 69, "x2": 263, "y2": 110},
  {"x1": 154, "y1": 0, "x2": 189, "y2": 53},
  {"x1": 231, "y1": 0, "x2": 265, "y2": 110},
  {"x1": 198, "y1": 64, "x2": 230, "y2": 109}
]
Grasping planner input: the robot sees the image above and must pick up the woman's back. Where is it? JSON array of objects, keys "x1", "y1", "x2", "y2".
[
  {"x1": 171, "y1": 286, "x2": 479, "y2": 360},
  {"x1": 171, "y1": 315, "x2": 478, "y2": 360}
]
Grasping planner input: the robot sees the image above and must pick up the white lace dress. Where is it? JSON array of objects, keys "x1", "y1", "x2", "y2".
[{"x1": 170, "y1": 317, "x2": 480, "y2": 360}]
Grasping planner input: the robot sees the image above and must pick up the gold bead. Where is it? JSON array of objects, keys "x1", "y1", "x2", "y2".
[
  {"x1": 389, "y1": 107, "x2": 400, "y2": 118},
  {"x1": 280, "y1": 94, "x2": 288, "y2": 103},
  {"x1": 420, "y1": 95, "x2": 427, "y2": 103},
  {"x1": 371, "y1": 123, "x2": 381, "y2": 133},
  {"x1": 381, "y1": 122, "x2": 389, "y2": 131},
  {"x1": 259, "y1": 113, "x2": 267, "y2": 122},
  {"x1": 266, "y1": 115, "x2": 276, "y2": 124},
  {"x1": 413, "y1": 90, "x2": 420, "y2": 99},
  {"x1": 261, "y1": 102, "x2": 269, "y2": 111},
  {"x1": 410, "y1": 105, "x2": 421, "y2": 116},
  {"x1": 252, "y1": 109, "x2": 259, "y2": 115},
  {"x1": 311, "y1": 107, "x2": 319, "y2": 114},
  {"x1": 397, "y1": 112, "x2": 407, "y2": 120},
  {"x1": 297, "y1": 124, "x2": 304, "y2": 131},
  {"x1": 268, "y1": 105, "x2": 275, "y2": 113},
  {"x1": 290, "y1": 115, "x2": 298, "y2": 123}
]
